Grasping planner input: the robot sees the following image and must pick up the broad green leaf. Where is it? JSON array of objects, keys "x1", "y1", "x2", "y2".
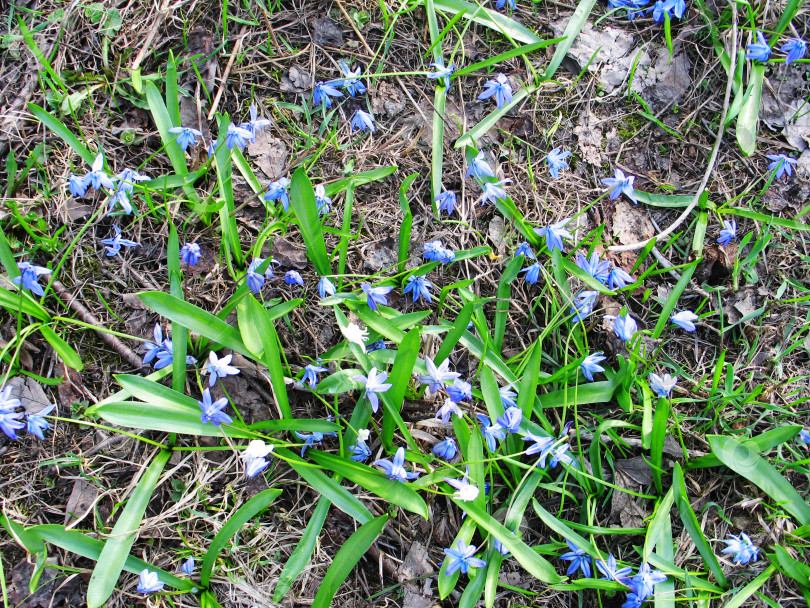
[
  {"x1": 200, "y1": 488, "x2": 282, "y2": 586},
  {"x1": 87, "y1": 449, "x2": 172, "y2": 608},
  {"x1": 248, "y1": 419, "x2": 340, "y2": 433},
  {"x1": 274, "y1": 496, "x2": 330, "y2": 601},
  {"x1": 708, "y1": 435, "x2": 810, "y2": 526},
  {"x1": 39, "y1": 325, "x2": 83, "y2": 371},
  {"x1": 139, "y1": 292, "x2": 250, "y2": 357},
  {"x1": 290, "y1": 167, "x2": 330, "y2": 276},
  {"x1": 456, "y1": 500, "x2": 563, "y2": 583},
  {"x1": 27, "y1": 525, "x2": 193, "y2": 591},
  {"x1": 493, "y1": 257, "x2": 523, "y2": 353},
  {"x1": 454, "y1": 40, "x2": 563, "y2": 77},
  {"x1": 308, "y1": 450, "x2": 428, "y2": 518},
  {"x1": 652, "y1": 260, "x2": 697, "y2": 338},
  {"x1": 382, "y1": 329, "x2": 420, "y2": 447},
  {"x1": 311, "y1": 516, "x2": 388, "y2": 608},
  {"x1": 92, "y1": 401, "x2": 255, "y2": 438},
  {"x1": 721, "y1": 565, "x2": 776, "y2": 608},
  {"x1": 168, "y1": 224, "x2": 186, "y2": 394},
  {"x1": 736, "y1": 65, "x2": 764, "y2": 156},
  {"x1": 213, "y1": 115, "x2": 243, "y2": 266},
  {"x1": 28, "y1": 103, "x2": 94, "y2": 164},
  {"x1": 689, "y1": 426, "x2": 801, "y2": 469},
  {"x1": 433, "y1": 0, "x2": 541, "y2": 43},
  {"x1": 0, "y1": 287, "x2": 50, "y2": 320},
  {"x1": 533, "y1": 501, "x2": 595, "y2": 555},
  {"x1": 435, "y1": 301, "x2": 478, "y2": 364}
]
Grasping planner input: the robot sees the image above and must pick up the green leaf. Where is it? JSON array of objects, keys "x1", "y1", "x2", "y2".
[
  {"x1": 0, "y1": 287, "x2": 50, "y2": 320},
  {"x1": 274, "y1": 496, "x2": 331, "y2": 602},
  {"x1": 311, "y1": 515, "x2": 388, "y2": 608},
  {"x1": 736, "y1": 65, "x2": 764, "y2": 156},
  {"x1": 652, "y1": 260, "x2": 697, "y2": 338},
  {"x1": 493, "y1": 257, "x2": 523, "y2": 353},
  {"x1": 650, "y1": 398, "x2": 668, "y2": 494},
  {"x1": 39, "y1": 325, "x2": 83, "y2": 371},
  {"x1": 200, "y1": 488, "x2": 281, "y2": 586},
  {"x1": 721, "y1": 565, "x2": 776, "y2": 608},
  {"x1": 308, "y1": 450, "x2": 428, "y2": 518},
  {"x1": 689, "y1": 426, "x2": 801, "y2": 468},
  {"x1": 213, "y1": 115, "x2": 243, "y2": 266},
  {"x1": 139, "y1": 292, "x2": 250, "y2": 357},
  {"x1": 432, "y1": 0, "x2": 541, "y2": 43},
  {"x1": 382, "y1": 329, "x2": 420, "y2": 447},
  {"x1": 456, "y1": 500, "x2": 563, "y2": 583},
  {"x1": 248, "y1": 419, "x2": 340, "y2": 433},
  {"x1": 26, "y1": 525, "x2": 193, "y2": 591},
  {"x1": 435, "y1": 301, "x2": 477, "y2": 365},
  {"x1": 672, "y1": 464, "x2": 727, "y2": 588},
  {"x1": 28, "y1": 103, "x2": 94, "y2": 164},
  {"x1": 290, "y1": 167, "x2": 330, "y2": 276},
  {"x1": 87, "y1": 449, "x2": 172, "y2": 608},
  {"x1": 708, "y1": 435, "x2": 810, "y2": 526},
  {"x1": 454, "y1": 40, "x2": 563, "y2": 77}
]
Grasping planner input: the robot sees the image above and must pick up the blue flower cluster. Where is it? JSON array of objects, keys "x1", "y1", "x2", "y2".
[{"x1": 0, "y1": 385, "x2": 56, "y2": 441}]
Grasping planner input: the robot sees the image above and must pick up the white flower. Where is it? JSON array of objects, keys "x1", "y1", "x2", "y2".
[
  {"x1": 357, "y1": 428, "x2": 371, "y2": 441},
  {"x1": 241, "y1": 440, "x2": 274, "y2": 461},
  {"x1": 341, "y1": 322, "x2": 369, "y2": 352},
  {"x1": 444, "y1": 476, "x2": 480, "y2": 502}
]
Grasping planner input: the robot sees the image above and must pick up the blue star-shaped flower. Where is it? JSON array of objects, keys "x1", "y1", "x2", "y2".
[{"x1": 373, "y1": 447, "x2": 421, "y2": 482}]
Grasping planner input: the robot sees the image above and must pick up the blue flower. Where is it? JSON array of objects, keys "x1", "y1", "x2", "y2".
[
  {"x1": 436, "y1": 398, "x2": 463, "y2": 423},
  {"x1": 521, "y1": 262, "x2": 543, "y2": 285},
  {"x1": 581, "y1": 352, "x2": 606, "y2": 381},
  {"x1": 107, "y1": 189, "x2": 132, "y2": 215},
  {"x1": 596, "y1": 554, "x2": 633, "y2": 584},
  {"x1": 671, "y1": 310, "x2": 698, "y2": 331},
  {"x1": 367, "y1": 340, "x2": 386, "y2": 352},
  {"x1": 496, "y1": 407, "x2": 523, "y2": 433},
  {"x1": 137, "y1": 569, "x2": 165, "y2": 594},
  {"x1": 628, "y1": 563, "x2": 667, "y2": 600},
  {"x1": 477, "y1": 414, "x2": 506, "y2": 452},
  {"x1": 337, "y1": 60, "x2": 367, "y2": 96},
  {"x1": 649, "y1": 372, "x2": 677, "y2": 398},
  {"x1": 478, "y1": 178, "x2": 512, "y2": 206},
  {"x1": 466, "y1": 151, "x2": 496, "y2": 180},
  {"x1": 238, "y1": 103, "x2": 272, "y2": 143},
  {"x1": 168, "y1": 126, "x2": 203, "y2": 151},
  {"x1": 373, "y1": 446, "x2": 421, "y2": 482},
  {"x1": 312, "y1": 81, "x2": 344, "y2": 108},
  {"x1": 352, "y1": 367, "x2": 392, "y2": 413},
  {"x1": 649, "y1": 0, "x2": 684, "y2": 22},
  {"x1": 295, "y1": 426, "x2": 338, "y2": 456},
  {"x1": 114, "y1": 167, "x2": 150, "y2": 196},
  {"x1": 423, "y1": 240, "x2": 456, "y2": 263},
  {"x1": 301, "y1": 363, "x2": 329, "y2": 389},
  {"x1": 314, "y1": 184, "x2": 332, "y2": 215},
  {"x1": 361, "y1": 283, "x2": 394, "y2": 310},
  {"x1": 608, "y1": 267, "x2": 635, "y2": 290},
  {"x1": 800, "y1": 429, "x2": 810, "y2": 444},
  {"x1": 560, "y1": 540, "x2": 591, "y2": 578},
  {"x1": 83, "y1": 153, "x2": 116, "y2": 191},
  {"x1": 418, "y1": 356, "x2": 461, "y2": 394},
  {"x1": 746, "y1": 31, "x2": 771, "y2": 63},
  {"x1": 207, "y1": 140, "x2": 217, "y2": 157},
  {"x1": 515, "y1": 242, "x2": 535, "y2": 259},
  {"x1": 246, "y1": 258, "x2": 270, "y2": 293},
  {"x1": 576, "y1": 252, "x2": 612, "y2": 284},
  {"x1": 69, "y1": 174, "x2": 89, "y2": 197},
  {"x1": 622, "y1": 593, "x2": 645, "y2": 608},
  {"x1": 570, "y1": 290, "x2": 598, "y2": 322},
  {"x1": 433, "y1": 437, "x2": 458, "y2": 460},
  {"x1": 522, "y1": 430, "x2": 554, "y2": 456},
  {"x1": 245, "y1": 456, "x2": 271, "y2": 477},
  {"x1": 350, "y1": 109, "x2": 375, "y2": 132},
  {"x1": 13, "y1": 261, "x2": 51, "y2": 297},
  {"x1": 447, "y1": 379, "x2": 472, "y2": 403},
  {"x1": 499, "y1": 386, "x2": 517, "y2": 409},
  {"x1": 198, "y1": 389, "x2": 232, "y2": 426},
  {"x1": 206, "y1": 352, "x2": 240, "y2": 386},
  {"x1": 285, "y1": 270, "x2": 304, "y2": 286},
  {"x1": 435, "y1": 190, "x2": 457, "y2": 215},
  {"x1": 601, "y1": 169, "x2": 638, "y2": 203},
  {"x1": 0, "y1": 386, "x2": 24, "y2": 440},
  {"x1": 780, "y1": 37, "x2": 807, "y2": 64},
  {"x1": 718, "y1": 220, "x2": 737, "y2": 247},
  {"x1": 443, "y1": 541, "x2": 486, "y2": 575},
  {"x1": 721, "y1": 532, "x2": 759, "y2": 565},
  {"x1": 428, "y1": 59, "x2": 455, "y2": 88},
  {"x1": 608, "y1": 313, "x2": 638, "y2": 342},
  {"x1": 265, "y1": 176, "x2": 291, "y2": 211},
  {"x1": 547, "y1": 148, "x2": 571, "y2": 179},
  {"x1": 181, "y1": 243, "x2": 201, "y2": 265},
  {"x1": 349, "y1": 437, "x2": 373, "y2": 462},
  {"x1": 100, "y1": 225, "x2": 138, "y2": 257},
  {"x1": 318, "y1": 276, "x2": 336, "y2": 298},
  {"x1": 478, "y1": 73, "x2": 513, "y2": 109},
  {"x1": 534, "y1": 218, "x2": 573, "y2": 252},
  {"x1": 225, "y1": 123, "x2": 253, "y2": 150},
  {"x1": 767, "y1": 153, "x2": 798, "y2": 179},
  {"x1": 181, "y1": 558, "x2": 195, "y2": 575},
  {"x1": 495, "y1": 0, "x2": 517, "y2": 10},
  {"x1": 26, "y1": 403, "x2": 55, "y2": 440},
  {"x1": 0, "y1": 385, "x2": 20, "y2": 411},
  {"x1": 404, "y1": 275, "x2": 434, "y2": 303}
]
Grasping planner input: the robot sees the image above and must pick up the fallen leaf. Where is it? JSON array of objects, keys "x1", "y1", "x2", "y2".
[
  {"x1": 64, "y1": 479, "x2": 99, "y2": 525},
  {"x1": 273, "y1": 238, "x2": 308, "y2": 269},
  {"x1": 310, "y1": 16, "x2": 344, "y2": 47},
  {"x1": 247, "y1": 131, "x2": 288, "y2": 180}
]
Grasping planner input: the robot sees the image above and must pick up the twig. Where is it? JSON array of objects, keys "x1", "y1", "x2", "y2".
[
  {"x1": 51, "y1": 281, "x2": 143, "y2": 369},
  {"x1": 129, "y1": 0, "x2": 171, "y2": 71},
  {"x1": 608, "y1": 2, "x2": 738, "y2": 253},
  {"x1": 208, "y1": 27, "x2": 249, "y2": 120}
]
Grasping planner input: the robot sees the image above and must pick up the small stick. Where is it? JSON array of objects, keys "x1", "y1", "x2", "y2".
[
  {"x1": 51, "y1": 281, "x2": 143, "y2": 369},
  {"x1": 208, "y1": 27, "x2": 249, "y2": 120}
]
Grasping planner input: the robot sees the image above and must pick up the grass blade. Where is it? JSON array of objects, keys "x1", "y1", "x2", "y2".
[
  {"x1": 39, "y1": 325, "x2": 83, "y2": 371},
  {"x1": 432, "y1": 0, "x2": 541, "y2": 43},
  {"x1": 543, "y1": 0, "x2": 598, "y2": 81},
  {"x1": 290, "y1": 167, "x2": 330, "y2": 276}
]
